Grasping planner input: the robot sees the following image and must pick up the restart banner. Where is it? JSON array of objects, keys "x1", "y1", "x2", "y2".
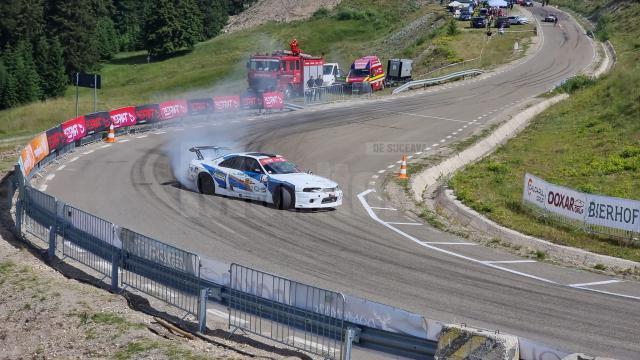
[
  {"x1": 29, "y1": 132, "x2": 49, "y2": 164},
  {"x1": 240, "y1": 92, "x2": 262, "y2": 110},
  {"x1": 61, "y1": 116, "x2": 87, "y2": 144},
  {"x1": 262, "y1": 92, "x2": 284, "y2": 110},
  {"x1": 135, "y1": 104, "x2": 160, "y2": 123},
  {"x1": 46, "y1": 126, "x2": 65, "y2": 152},
  {"x1": 85, "y1": 111, "x2": 110, "y2": 134},
  {"x1": 110, "y1": 106, "x2": 137, "y2": 128},
  {"x1": 523, "y1": 173, "x2": 640, "y2": 233},
  {"x1": 213, "y1": 96, "x2": 240, "y2": 112},
  {"x1": 188, "y1": 98, "x2": 214, "y2": 115},
  {"x1": 20, "y1": 144, "x2": 36, "y2": 176},
  {"x1": 159, "y1": 99, "x2": 188, "y2": 120}
]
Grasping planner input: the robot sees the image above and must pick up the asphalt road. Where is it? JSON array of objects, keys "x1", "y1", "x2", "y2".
[{"x1": 41, "y1": 7, "x2": 640, "y2": 359}]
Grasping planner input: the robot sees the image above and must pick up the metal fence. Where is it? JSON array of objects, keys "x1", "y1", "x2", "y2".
[
  {"x1": 228, "y1": 263, "x2": 346, "y2": 360},
  {"x1": 304, "y1": 83, "x2": 372, "y2": 105},
  {"x1": 120, "y1": 227, "x2": 201, "y2": 316},
  {"x1": 23, "y1": 186, "x2": 56, "y2": 245},
  {"x1": 61, "y1": 204, "x2": 119, "y2": 277}
]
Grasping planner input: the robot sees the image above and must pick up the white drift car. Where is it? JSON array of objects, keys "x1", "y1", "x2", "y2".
[{"x1": 187, "y1": 146, "x2": 343, "y2": 209}]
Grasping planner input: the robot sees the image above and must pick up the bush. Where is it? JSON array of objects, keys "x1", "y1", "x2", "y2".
[
  {"x1": 595, "y1": 15, "x2": 611, "y2": 41},
  {"x1": 313, "y1": 7, "x2": 330, "y2": 19},
  {"x1": 335, "y1": 8, "x2": 377, "y2": 21},
  {"x1": 558, "y1": 75, "x2": 595, "y2": 94},
  {"x1": 446, "y1": 19, "x2": 460, "y2": 36}
]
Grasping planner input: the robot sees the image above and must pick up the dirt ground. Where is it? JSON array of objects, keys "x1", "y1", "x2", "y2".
[
  {"x1": 223, "y1": 0, "x2": 342, "y2": 33},
  {"x1": 0, "y1": 171, "x2": 307, "y2": 360}
]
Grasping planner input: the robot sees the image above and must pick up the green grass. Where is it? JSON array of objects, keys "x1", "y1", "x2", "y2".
[
  {"x1": 70, "y1": 310, "x2": 145, "y2": 331},
  {"x1": 450, "y1": 1, "x2": 640, "y2": 262},
  {"x1": 115, "y1": 339, "x2": 214, "y2": 360}
]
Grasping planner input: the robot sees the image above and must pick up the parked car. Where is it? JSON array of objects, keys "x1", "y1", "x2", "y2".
[
  {"x1": 459, "y1": 12, "x2": 472, "y2": 21},
  {"x1": 495, "y1": 16, "x2": 511, "y2": 28},
  {"x1": 508, "y1": 15, "x2": 529, "y2": 24},
  {"x1": 471, "y1": 17, "x2": 487, "y2": 28},
  {"x1": 543, "y1": 14, "x2": 558, "y2": 22},
  {"x1": 524, "y1": 0, "x2": 534, "y2": 6}
]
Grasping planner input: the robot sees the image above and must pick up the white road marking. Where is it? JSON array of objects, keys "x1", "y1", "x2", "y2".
[
  {"x1": 452, "y1": 132, "x2": 458, "y2": 135},
  {"x1": 569, "y1": 280, "x2": 622, "y2": 288},
  {"x1": 440, "y1": 139, "x2": 445, "y2": 143},
  {"x1": 385, "y1": 222, "x2": 422, "y2": 226},
  {"x1": 154, "y1": 131, "x2": 167, "y2": 134},
  {"x1": 407, "y1": 155, "x2": 413, "y2": 159},
  {"x1": 136, "y1": 135, "x2": 148, "y2": 139},
  {"x1": 389, "y1": 111, "x2": 473, "y2": 124},
  {"x1": 369, "y1": 181, "x2": 376, "y2": 186},
  {"x1": 482, "y1": 260, "x2": 537, "y2": 264},
  {"x1": 396, "y1": 160, "x2": 402, "y2": 164},
  {"x1": 387, "y1": 164, "x2": 395, "y2": 169},
  {"x1": 423, "y1": 242, "x2": 477, "y2": 245},
  {"x1": 57, "y1": 165, "x2": 66, "y2": 171},
  {"x1": 69, "y1": 156, "x2": 80, "y2": 162},
  {"x1": 45, "y1": 174, "x2": 55, "y2": 181},
  {"x1": 446, "y1": 135, "x2": 452, "y2": 139},
  {"x1": 99, "y1": 144, "x2": 111, "y2": 149},
  {"x1": 415, "y1": 151, "x2": 423, "y2": 155},
  {"x1": 432, "y1": 143, "x2": 439, "y2": 147},
  {"x1": 377, "y1": 170, "x2": 386, "y2": 174},
  {"x1": 82, "y1": 150, "x2": 94, "y2": 155},
  {"x1": 457, "y1": 128, "x2": 463, "y2": 132},
  {"x1": 193, "y1": 125, "x2": 204, "y2": 128},
  {"x1": 371, "y1": 175, "x2": 379, "y2": 179},
  {"x1": 370, "y1": 207, "x2": 397, "y2": 211},
  {"x1": 174, "y1": 128, "x2": 185, "y2": 131},
  {"x1": 119, "y1": 139, "x2": 130, "y2": 142},
  {"x1": 357, "y1": 189, "x2": 557, "y2": 285},
  {"x1": 463, "y1": 125, "x2": 468, "y2": 128}
]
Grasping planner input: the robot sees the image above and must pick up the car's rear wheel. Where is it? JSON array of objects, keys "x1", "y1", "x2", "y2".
[
  {"x1": 198, "y1": 173, "x2": 216, "y2": 195},
  {"x1": 273, "y1": 186, "x2": 294, "y2": 210}
]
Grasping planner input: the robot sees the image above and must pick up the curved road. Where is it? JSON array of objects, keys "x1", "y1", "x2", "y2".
[{"x1": 42, "y1": 8, "x2": 640, "y2": 359}]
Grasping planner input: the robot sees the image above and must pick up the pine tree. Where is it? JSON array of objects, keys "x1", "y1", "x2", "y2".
[
  {"x1": 94, "y1": 17, "x2": 120, "y2": 60},
  {"x1": 10, "y1": 42, "x2": 43, "y2": 103},
  {"x1": 35, "y1": 37, "x2": 67, "y2": 98},
  {"x1": 144, "y1": 0, "x2": 203, "y2": 57},
  {"x1": 198, "y1": 0, "x2": 228, "y2": 39}
]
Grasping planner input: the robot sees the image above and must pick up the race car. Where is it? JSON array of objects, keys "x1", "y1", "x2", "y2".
[
  {"x1": 186, "y1": 146, "x2": 343, "y2": 209},
  {"x1": 543, "y1": 14, "x2": 558, "y2": 22}
]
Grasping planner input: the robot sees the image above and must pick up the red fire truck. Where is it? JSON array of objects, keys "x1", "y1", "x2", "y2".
[{"x1": 247, "y1": 39, "x2": 324, "y2": 99}]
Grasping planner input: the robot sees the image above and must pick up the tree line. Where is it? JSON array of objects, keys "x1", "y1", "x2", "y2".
[{"x1": 0, "y1": 0, "x2": 256, "y2": 111}]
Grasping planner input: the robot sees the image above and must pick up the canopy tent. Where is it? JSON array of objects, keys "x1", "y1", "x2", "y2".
[
  {"x1": 488, "y1": 0, "x2": 508, "y2": 7},
  {"x1": 447, "y1": 1, "x2": 462, "y2": 7}
]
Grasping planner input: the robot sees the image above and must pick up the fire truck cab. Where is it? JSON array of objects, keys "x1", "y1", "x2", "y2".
[{"x1": 247, "y1": 40, "x2": 324, "y2": 99}]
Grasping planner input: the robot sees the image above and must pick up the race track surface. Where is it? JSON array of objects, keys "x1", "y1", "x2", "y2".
[{"x1": 43, "y1": 8, "x2": 640, "y2": 359}]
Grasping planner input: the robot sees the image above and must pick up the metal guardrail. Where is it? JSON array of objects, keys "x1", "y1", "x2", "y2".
[{"x1": 392, "y1": 69, "x2": 484, "y2": 94}]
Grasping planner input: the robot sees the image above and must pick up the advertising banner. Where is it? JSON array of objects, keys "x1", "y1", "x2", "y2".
[
  {"x1": 84, "y1": 111, "x2": 110, "y2": 134},
  {"x1": 46, "y1": 126, "x2": 65, "y2": 152},
  {"x1": 61, "y1": 116, "x2": 87, "y2": 144},
  {"x1": 188, "y1": 98, "x2": 214, "y2": 115},
  {"x1": 542, "y1": 180, "x2": 586, "y2": 221},
  {"x1": 20, "y1": 144, "x2": 36, "y2": 176},
  {"x1": 213, "y1": 96, "x2": 240, "y2": 112},
  {"x1": 29, "y1": 132, "x2": 49, "y2": 164},
  {"x1": 109, "y1": 106, "x2": 137, "y2": 128},
  {"x1": 584, "y1": 194, "x2": 640, "y2": 232},
  {"x1": 159, "y1": 99, "x2": 188, "y2": 120},
  {"x1": 523, "y1": 173, "x2": 548, "y2": 210},
  {"x1": 135, "y1": 104, "x2": 160, "y2": 123},
  {"x1": 240, "y1": 92, "x2": 262, "y2": 110},
  {"x1": 262, "y1": 91, "x2": 284, "y2": 110}
]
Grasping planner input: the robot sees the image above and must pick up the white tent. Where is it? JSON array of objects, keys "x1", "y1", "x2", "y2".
[
  {"x1": 488, "y1": 0, "x2": 508, "y2": 7},
  {"x1": 448, "y1": 1, "x2": 462, "y2": 7}
]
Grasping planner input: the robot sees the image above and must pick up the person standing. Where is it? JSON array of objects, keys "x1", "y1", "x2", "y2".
[
  {"x1": 314, "y1": 76, "x2": 323, "y2": 101},
  {"x1": 306, "y1": 76, "x2": 315, "y2": 102}
]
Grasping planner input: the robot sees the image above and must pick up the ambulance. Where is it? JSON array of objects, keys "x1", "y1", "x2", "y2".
[{"x1": 346, "y1": 56, "x2": 386, "y2": 91}]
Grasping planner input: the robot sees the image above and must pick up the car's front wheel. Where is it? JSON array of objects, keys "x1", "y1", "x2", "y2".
[
  {"x1": 198, "y1": 173, "x2": 216, "y2": 195},
  {"x1": 273, "y1": 186, "x2": 294, "y2": 210}
]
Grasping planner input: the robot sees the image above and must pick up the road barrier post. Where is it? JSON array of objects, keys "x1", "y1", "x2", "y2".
[
  {"x1": 48, "y1": 225, "x2": 56, "y2": 261},
  {"x1": 342, "y1": 327, "x2": 356, "y2": 360},
  {"x1": 15, "y1": 199, "x2": 23, "y2": 234},
  {"x1": 198, "y1": 288, "x2": 208, "y2": 333},
  {"x1": 111, "y1": 246, "x2": 120, "y2": 292}
]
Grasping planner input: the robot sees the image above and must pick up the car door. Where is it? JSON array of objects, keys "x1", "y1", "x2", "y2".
[
  {"x1": 217, "y1": 156, "x2": 246, "y2": 197},
  {"x1": 240, "y1": 157, "x2": 268, "y2": 201}
]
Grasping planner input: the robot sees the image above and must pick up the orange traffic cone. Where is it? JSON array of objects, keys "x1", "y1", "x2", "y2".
[
  {"x1": 106, "y1": 123, "x2": 116, "y2": 143},
  {"x1": 398, "y1": 154, "x2": 408, "y2": 179}
]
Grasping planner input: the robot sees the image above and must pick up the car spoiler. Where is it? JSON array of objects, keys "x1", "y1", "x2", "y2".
[{"x1": 189, "y1": 146, "x2": 231, "y2": 160}]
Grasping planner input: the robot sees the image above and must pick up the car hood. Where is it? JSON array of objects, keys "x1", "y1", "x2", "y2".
[{"x1": 269, "y1": 173, "x2": 338, "y2": 190}]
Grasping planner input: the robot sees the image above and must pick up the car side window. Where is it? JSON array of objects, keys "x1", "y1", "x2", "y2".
[
  {"x1": 241, "y1": 158, "x2": 263, "y2": 174},
  {"x1": 219, "y1": 156, "x2": 240, "y2": 169}
]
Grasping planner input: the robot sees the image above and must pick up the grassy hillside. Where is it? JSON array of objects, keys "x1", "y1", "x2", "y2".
[{"x1": 450, "y1": 1, "x2": 640, "y2": 262}]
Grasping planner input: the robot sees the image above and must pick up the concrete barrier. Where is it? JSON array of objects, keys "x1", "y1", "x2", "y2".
[{"x1": 435, "y1": 324, "x2": 519, "y2": 360}]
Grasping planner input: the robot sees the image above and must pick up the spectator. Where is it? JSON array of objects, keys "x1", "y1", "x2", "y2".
[
  {"x1": 306, "y1": 76, "x2": 315, "y2": 102},
  {"x1": 314, "y1": 76, "x2": 324, "y2": 101}
]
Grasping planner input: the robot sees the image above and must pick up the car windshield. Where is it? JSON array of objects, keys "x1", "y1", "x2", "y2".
[
  {"x1": 250, "y1": 59, "x2": 280, "y2": 72},
  {"x1": 323, "y1": 65, "x2": 334, "y2": 75},
  {"x1": 349, "y1": 68, "x2": 370, "y2": 77},
  {"x1": 260, "y1": 157, "x2": 300, "y2": 174}
]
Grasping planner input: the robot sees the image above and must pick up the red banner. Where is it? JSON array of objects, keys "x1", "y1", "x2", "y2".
[
  {"x1": 110, "y1": 106, "x2": 137, "y2": 128},
  {"x1": 188, "y1": 98, "x2": 214, "y2": 115},
  {"x1": 46, "y1": 126, "x2": 65, "y2": 151},
  {"x1": 135, "y1": 104, "x2": 160, "y2": 123},
  {"x1": 85, "y1": 111, "x2": 110, "y2": 134},
  {"x1": 262, "y1": 91, "x2": 284, "y2": 110},
  {"x1": 159, "y1": 99, "x2": 188, "y2": 121},
  {"x1": 213, "y1": 96, "x2": 240, "y2": 112},
  {"x1": 61, "y1": 116, "x2": 87, "y2": 144},
  {"x1": 241, "y1": 93, "x2": 262, "y2": 110}
]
